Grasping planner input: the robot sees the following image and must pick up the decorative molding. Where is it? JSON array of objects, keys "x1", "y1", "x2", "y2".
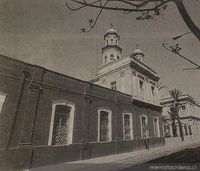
[
  {"x1": 84, "y1": 94, "x2": 92, "y2": 103},
  {"x1": 29, "y1": 84, "x2": 43, "y2": 93}
]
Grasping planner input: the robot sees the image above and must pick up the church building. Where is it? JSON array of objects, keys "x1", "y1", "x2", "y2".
[
  {"x1": 0, "y1": 27, "x2": 164, "y2": 170},
  {"x1": 92, "y1": 27, "x2": 160, "y2": 105}
]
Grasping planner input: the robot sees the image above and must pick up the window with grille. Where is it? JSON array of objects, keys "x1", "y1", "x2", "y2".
[
  {"x1": 48, "y1": 103, "x2": 75, "y2": 146},
  {"x1": 123, "y1": 113, "x2": 133, "y2": 140},
  {"x1": 153, "y1": 117, "x2": 160, "y2": 137},
  {"x1": 98, "y1": 109, "x2": 112, "y2": 142},
  {"x1": 0, "y1": 92, "x2": 6, "y2": 115},
  {"x1": 140, "y1": 115, "x2": 149, "y2": 139}
]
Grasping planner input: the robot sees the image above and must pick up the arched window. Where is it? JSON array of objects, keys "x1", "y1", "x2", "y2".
[
  {"x1": 117, "y1": 56, "x2": 120, "y2": 60},
  {"x1": 98, "y1": 108, "x2": 112, "y2": 142},
  {"x1": 123, "y1": 113, "x2": 133, "y2": 140},
  {"x1": 48, "y1": 102, "x2": 75, "y2": 145},
  {"x1": 0, "y1": 92, "x2": 6, "y2": 115},
  {"x1": 110, "y1": 54, "x2": 114, "y2": 61},
  {"x1": 151, "y1": 86, "x2": 155, "y2": 96},
  {"x1": 140, "y1": 115, "x2": 149, "y2": 138},
  {"x1": 111, "y1": 39, "x2": 113, "y2": 45},
  {"x1": 106, "y1": 40, "x2": 109, "y2": 45},
  {"x1": 139, "y1": 79, "x2": 145, "y2": 99},
  {"x1": 184, "y1": 124, "x2": 188, "y2": 135},
  {"x1": 115, "y1": 40, "x2": 118, "y2": 45},
  {"x1": 153, "y1": 117, "x2": 160, "y2": 137}
]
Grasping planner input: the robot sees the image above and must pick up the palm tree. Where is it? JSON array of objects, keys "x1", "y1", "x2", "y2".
[
  {"x1": 167, "y1": 111, "x2": 177, "y2": 137},
  {"x1": 169, "y1": 89, "x2": 184, "y2": 141}
]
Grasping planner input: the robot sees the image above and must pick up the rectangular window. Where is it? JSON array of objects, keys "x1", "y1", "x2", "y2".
[
  {"x1": 151, "y1": 86, "x2": 155, "y2": 96},
  {"x1": 123, "y1": 113, "x2": 133, "y2": 140},
  {"x1": 188, "y1": 125, "x2": 192, "y2": 135},
  {"x1": 139, "y1": 80, "x2": 144, "y2": 99},
  {"x1": 140, "y1": 115, "x2": 149, "y2": 138},
  {"x1": 98, "y1": 109, "x2": 112, "y2": 142},
  {"x1": 49, "y1": 103, "x2": 75, "y2": 146},
  {"x1": 153, "y1": 117, "x2": 160, "y2": 137},
  {"x1": 110, "y1": 81, "x2": 117, "y2": 90},
  {"x1": 139, "y1": 80, "x2": 144, "y2": 90},
  {"x1": 184, "y1": 125, "x2": 188, "y2": 135}
]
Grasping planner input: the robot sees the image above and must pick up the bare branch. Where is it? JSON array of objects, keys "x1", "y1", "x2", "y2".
[
  {"x1": 162, "y1": 42, "x2": 200, "y2": 69},
  {"x1": 67, "y1": 0, "x2": 171, "y2": 12}
]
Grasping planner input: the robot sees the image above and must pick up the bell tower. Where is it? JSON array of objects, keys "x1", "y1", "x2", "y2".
[{"x1": 102, "y1": 25, "x2": 122, "y2": 65}]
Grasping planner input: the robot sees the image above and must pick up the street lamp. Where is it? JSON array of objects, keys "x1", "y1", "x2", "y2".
[{"x1": 172, "y1": 31, "x2": 192, "y2": 40}]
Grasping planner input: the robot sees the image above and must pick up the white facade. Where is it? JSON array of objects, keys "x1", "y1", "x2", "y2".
[
  {"x1": 161, "y1": 94, "x2": 200, "y2": 139},
  {"x1": 92, "y1": 28, "x2": 160, "y2": 105}
]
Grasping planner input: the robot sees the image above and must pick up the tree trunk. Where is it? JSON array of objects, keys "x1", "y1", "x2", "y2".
[
  {"x1": 176, "y1": 108, "x2": 184, "y2": 141},
  {"x1": 172, "y1": 120, "x2": 177, "y2": 137},
  {"x1": 173, "y1": 0, "x2": 200, "y2": 41}
]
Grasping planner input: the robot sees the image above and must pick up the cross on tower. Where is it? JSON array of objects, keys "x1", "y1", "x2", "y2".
[{"x1": 110, "y1": 23, "x2": 113, "y2": 28}]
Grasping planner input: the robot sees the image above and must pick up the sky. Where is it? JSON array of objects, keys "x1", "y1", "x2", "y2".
[{"x1": 0, "y1": 0, "x2": 200, "y2": 101}]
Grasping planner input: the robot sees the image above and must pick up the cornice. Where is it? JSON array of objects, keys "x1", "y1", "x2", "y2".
[{"x1": 102, "y1": 45, "x2": 122, "y2": 52}]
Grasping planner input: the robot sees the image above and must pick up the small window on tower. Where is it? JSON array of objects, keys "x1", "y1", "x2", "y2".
[
  {"x1": 115, "y1": 40, "x2": 118, "y2": 45},
  {"x1": 106, "y1": 40, "x2": 109, "y2": 45},
  {"x1": 181, "y1": 105, "x2": 186, "y2": 110},
  {"x1": 110, "y1": 81, "x2": 117, "y2": 91},
  {"x1": 104, "y1": 56, "x2": 107, "y2": 63},
  {"x1": 117, "y1": 56, "x2": 120, "y2": 60},
  {"x1": 151, "y1": 86, "x2": 155, "y2": 96},
  {"x1": 111, "y1": 39, "x2": 113, "y2": 45},
  {"x1": 110, "y1": 54, "x2": 114, "y2": 61}
]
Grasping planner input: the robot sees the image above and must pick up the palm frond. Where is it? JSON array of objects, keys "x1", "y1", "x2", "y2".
[{"x1": 169, "y1": 89, "x2": 182, "y2": 101}]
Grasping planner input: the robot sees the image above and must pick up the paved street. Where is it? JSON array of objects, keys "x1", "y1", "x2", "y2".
[
  {"x1": 30, "y1": 140, "x2": 200, "y2": 171},
  {"x1": 121, "y1": 145, "x2": 200, "y2": 171}
]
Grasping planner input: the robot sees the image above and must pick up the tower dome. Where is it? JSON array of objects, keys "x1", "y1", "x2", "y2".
[
  {"x1": 133, "y1": 49, "x2": 144, "y2": 56},
  {"x1": 106, "y1": 28, "x2": 119, "y2": 35},
  {"x1": 132, "y1": 48, "x2": 144, "y2": 62}
]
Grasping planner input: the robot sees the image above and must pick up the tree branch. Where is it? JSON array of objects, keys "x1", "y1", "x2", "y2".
[
  {"x1": 173, "y1": 0, "x2": 200, "y2": 41},
  {"x1": 162, "y1": 42, "x2": 200, "y2": 68},
  {"x1": 67, "y1": 0, "x2": 171, "y2": 12}
]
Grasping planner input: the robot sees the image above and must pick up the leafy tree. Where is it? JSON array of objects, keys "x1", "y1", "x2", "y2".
[{"x1": 66, "y1": 0, "x2": 200, "y2": 40}]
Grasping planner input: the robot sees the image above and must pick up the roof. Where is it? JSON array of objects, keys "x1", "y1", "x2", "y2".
[
  {"x1": 160, "y1": 94, "x2": 200, "y2": 107},
  {"x1": 104, "y1": 28, "x2": 120, "y2": 38},
  {"x1": 106, "y1": 28, "x2": 118, "y2": 34},
  {"x1": 133, "y1": 49, "x2": 144, "y2": 56}
]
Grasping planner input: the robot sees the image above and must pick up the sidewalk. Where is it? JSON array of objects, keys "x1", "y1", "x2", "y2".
[{"x1": 30, "y1": 139, "x2": 200, "y2": 171}]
